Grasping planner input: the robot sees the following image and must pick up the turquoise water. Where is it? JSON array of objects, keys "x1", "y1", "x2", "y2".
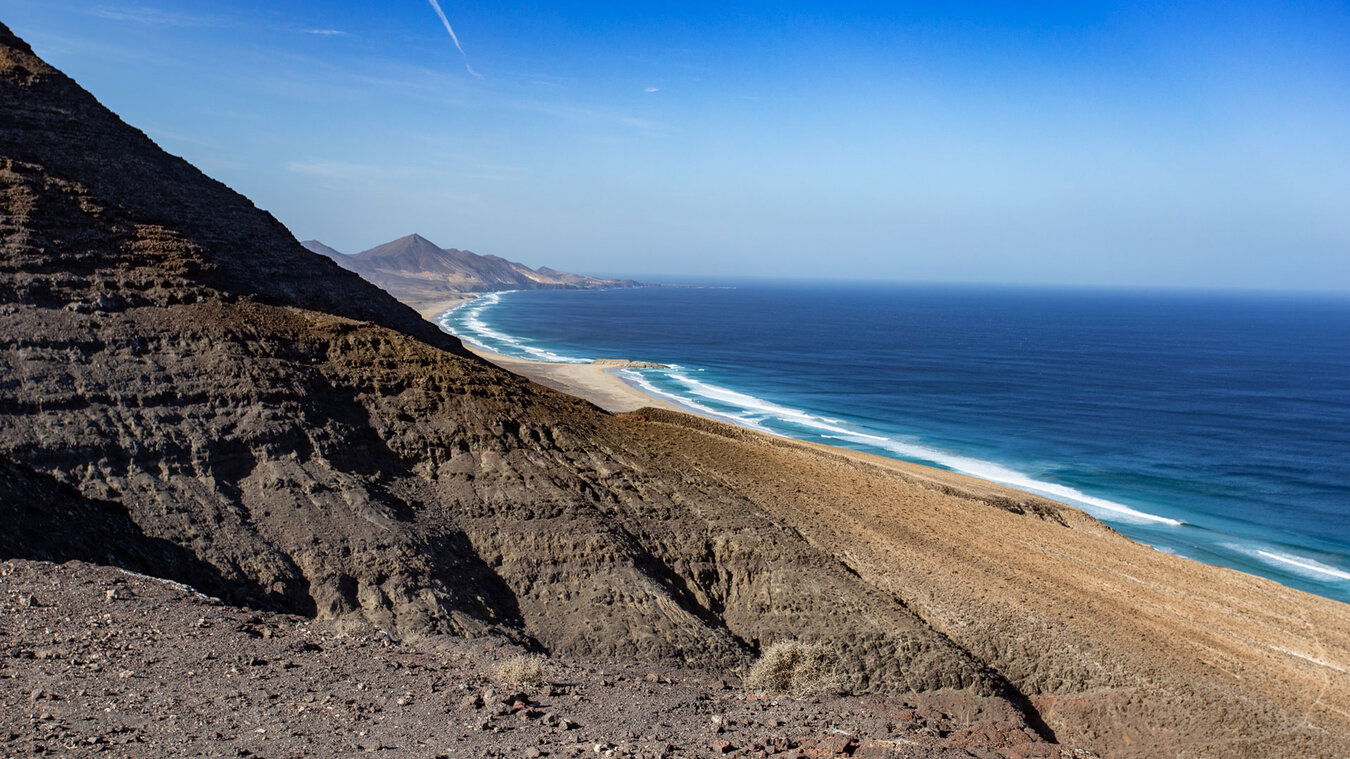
[{"x1": 437, "y1": 282, "x2": 1350, "y2": 604}]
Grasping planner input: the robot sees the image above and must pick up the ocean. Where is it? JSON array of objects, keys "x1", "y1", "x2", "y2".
[{"x1": 437, "y1": 281, "x2": 1350, "y2": 604}]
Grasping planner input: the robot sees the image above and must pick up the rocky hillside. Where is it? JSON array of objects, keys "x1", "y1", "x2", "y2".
[
  {"x1": 305, "y1": 234, "x2": 638, "y2": 300},
  {"x1": 1, "y1": 21, "x2": 1348, "y2": 758},
  {"x1": 3, "y1": 558, "x2": 1074, "y2": 758}
]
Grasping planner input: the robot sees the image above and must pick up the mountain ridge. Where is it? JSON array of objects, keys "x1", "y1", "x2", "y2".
[{"x1": 303, "y1": 233, "x2": 639, "y2": 299}]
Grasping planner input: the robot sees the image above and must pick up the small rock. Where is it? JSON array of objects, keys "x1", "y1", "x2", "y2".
[
  {"x1": 460, "y1": 694, "x2": 484, "y2": 709},
  {"x1": 523, "y1": 749, "x2": 543, "y2": 759},
  {"x1": 818, "y1": 734, "x2": 857, "y2": 755},
  {"x1": 712, "y1": 739, "x2": 735, "y2": 754},
  {"x1": 105, "y1": 587, "x2": 132, "y2": 602}
]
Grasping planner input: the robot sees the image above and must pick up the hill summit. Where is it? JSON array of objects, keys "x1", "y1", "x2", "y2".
[{"x1": 303, "y1": 234, "x2": 637, "y2": 302}]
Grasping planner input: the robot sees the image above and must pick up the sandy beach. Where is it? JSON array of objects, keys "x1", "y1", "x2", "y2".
[
  {"x1": 468, "y1": 344, "x2": 682, "y2": 413},
  {"x1": 423, "y1": 295, "x2": 681, "y2": 414},
  {"x1": 410, "y1": 295, "x2": 476, "y2": 322},
  {"x1": 420, "y1": 298, "x2": 1085, "y2": 506}
]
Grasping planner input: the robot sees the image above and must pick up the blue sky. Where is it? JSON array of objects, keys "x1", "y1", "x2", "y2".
[{"x1": 4, "y1": 1, "x2": 1349, "y2": 288}]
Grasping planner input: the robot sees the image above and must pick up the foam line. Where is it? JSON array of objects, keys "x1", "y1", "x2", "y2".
[
  {"x1": 667, "y1": 373, "x2": 867, "y2": 436},
  {"x1": 1253, "y1": 549, "x2": 1350, "y2": 581},
  {"x1": 616, "y1": 370, "x2": 774, "y2": 432},
  {"x1": 438, "y1": 304, "x2": 1183, "y2": 529},
  {"x1": 653, "y1": 372, "x2": 1182, "y2": 526},
  {"x1": 436, "y1": 291, "x2": 589, "y2": 363}
]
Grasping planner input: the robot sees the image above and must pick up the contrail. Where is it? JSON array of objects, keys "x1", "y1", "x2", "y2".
[{"x1": 426, "y1": 0, "x2": 465, "y2": 55}]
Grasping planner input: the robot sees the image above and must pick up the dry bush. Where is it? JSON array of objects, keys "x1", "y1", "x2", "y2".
[
  {"x1": 745, "y1": 641, "x2": 840, "y2": 697},
  {"x1": 496, "y1": 654, "x2": 550, "y2": 686},
  {"x1": 328, "y1": 618, "x2": 376, "y2": 640}
]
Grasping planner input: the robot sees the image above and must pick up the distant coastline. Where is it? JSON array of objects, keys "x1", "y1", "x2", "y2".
[
  {"x1": 427, "y1": 284, "x2": 1350, "y2": 606},
  {"x1": 420, "y1": 295, "x2": 678, "y2": 414}
]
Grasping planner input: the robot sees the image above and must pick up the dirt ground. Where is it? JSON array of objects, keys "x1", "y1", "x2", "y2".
[{"x1": 2, "y1": 559, "x2": 1089, "y2": 759}]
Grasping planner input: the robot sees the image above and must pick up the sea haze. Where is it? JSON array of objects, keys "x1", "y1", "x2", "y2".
[{"x1": 438, "y1": 282, "x2": 1350, "y2": 603}]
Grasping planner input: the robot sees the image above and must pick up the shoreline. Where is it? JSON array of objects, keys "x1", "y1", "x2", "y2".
[
  {"x1": 468, "y1": 343, "x2": 684, "y2": 414},
  {"x1": 449, "y1": 331, "x2": 1151, "y2": 525},
  {"x1": 410, "y1": 295, "x2": 477, "y2": 322},
  {"x1": 425, "y1": 293, "x2": 1350, "y2": 599},
  {"x1": 426, "y1": 294, "x2": 682, "y2": 414},
  {"x1": 424, "y1": 299, "x2": 1154, "y2": 516},
  {"x1": 429, "y1": 299, "x2": 1099, "y2": 511}
]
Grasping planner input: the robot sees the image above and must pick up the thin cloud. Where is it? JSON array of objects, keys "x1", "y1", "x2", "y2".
[
  {"x1": 92, "y1": 5, "x2": 219, "y2": 27},
  {"x1": 426, "y1": 0, "x2": 483, "y2": 78},
  {"x1": 426, "y1": 0, "x2": 466, "y2": 55},
  {"x1": 645, "y1": 87, "x2": 661, "y2": 93},
  {"x1": 285, "y1": 160, "x2": 396, "y2": 180},
  {"x1": 304, "y1": 29, "x2": 348, "y2": 36}
]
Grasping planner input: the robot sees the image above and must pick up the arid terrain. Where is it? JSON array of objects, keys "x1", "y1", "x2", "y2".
[
  {"x1": 1, "y1": 559, "x2": 1075, "y2": 758},
  {"x1": 1, "y1": 20, "x2": 1348, "y2": 758}
]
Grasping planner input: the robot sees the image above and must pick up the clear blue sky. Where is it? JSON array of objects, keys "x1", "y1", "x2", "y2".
[{"x1": 5, "y1": 1, "x2": 1349, "y2": 288}]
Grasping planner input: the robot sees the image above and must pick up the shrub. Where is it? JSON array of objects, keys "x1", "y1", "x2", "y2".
[
  {"x1": 744, "y1": 641, "x2": 840, "y2": 697},
  {"x1": 496, "y1": 654, "x2": 550, "y2": 686}
]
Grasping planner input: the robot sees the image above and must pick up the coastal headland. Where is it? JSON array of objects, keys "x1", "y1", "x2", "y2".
[{"x1": 2, "y1": 21, "x2": 1348, "y2": 758}]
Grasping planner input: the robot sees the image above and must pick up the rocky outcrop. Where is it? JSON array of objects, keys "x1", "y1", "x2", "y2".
[{"x1": 1, "y1": 22, "x2": 1347, "y2": 758}]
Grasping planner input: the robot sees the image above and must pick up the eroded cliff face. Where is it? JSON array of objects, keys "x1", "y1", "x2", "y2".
[
  {"x1": 2, "y1": 22, "x2": 1348, "y2": 758},
  {"x1": 0, "y1": 22, "x2": 1002, "y2": 697}
]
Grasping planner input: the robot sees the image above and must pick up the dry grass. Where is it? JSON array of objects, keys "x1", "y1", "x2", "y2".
[
  {"x1": 744, "y1": 641, "x2": 840, "y2": 697},
  {"x1": 495, "y1": 654, "x2": 550, "y2": 686}
]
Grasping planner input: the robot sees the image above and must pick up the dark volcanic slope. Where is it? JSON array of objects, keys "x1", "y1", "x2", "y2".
[
  {"x1": 307, "y1": 234, "x2": 636, "y2": 298},
  {"x1": 0, "y1": 19, "x2": 1002, "y2": 692},
  {"x1": 1, "y1": 23, "x2": 1348, "y2": 759}
]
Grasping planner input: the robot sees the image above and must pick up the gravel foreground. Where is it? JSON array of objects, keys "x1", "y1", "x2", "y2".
[{"x1": 2, "y1": 560, "x2": 1090, "y2": 758}]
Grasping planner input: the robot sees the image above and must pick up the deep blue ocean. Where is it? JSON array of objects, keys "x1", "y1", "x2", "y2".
[{"x1": 437, "y1": 282, "x2": 1350, "y2": 604}]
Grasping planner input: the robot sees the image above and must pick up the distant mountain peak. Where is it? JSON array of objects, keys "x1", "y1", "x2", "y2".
[{"x1": 315, "y1": 233, "x2": 639, "y2": 303}]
